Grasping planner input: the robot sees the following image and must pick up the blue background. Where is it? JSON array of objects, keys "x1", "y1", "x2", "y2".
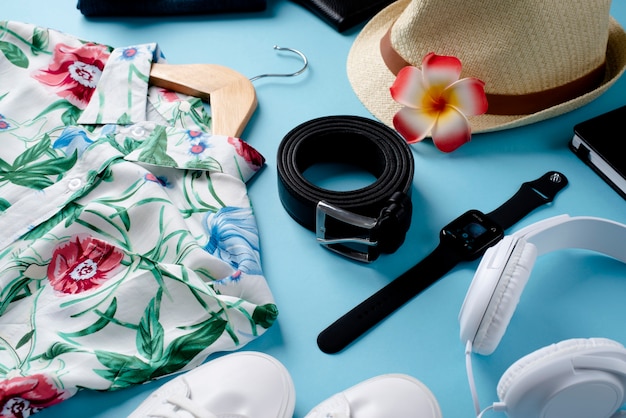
[{"x1": 4, "y1": 1, "x2": 626, "y2": 416}]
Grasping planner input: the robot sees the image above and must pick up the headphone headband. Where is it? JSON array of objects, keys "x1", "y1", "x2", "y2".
[
  {"x1": 512, "y1": 215, "x2": 626, "y2": 262},
  {"x1": 459, "y1": 215, "x2": 626, "y2": 354}
]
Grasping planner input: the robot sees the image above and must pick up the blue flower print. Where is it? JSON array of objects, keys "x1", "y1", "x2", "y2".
[
  {"x1": 188, "y1": 140, "x2": 209, "y2": 157},
  {"x1": 101, "y1": 124, "x2": 116, "y2": 136},
  {"x1": 184, "y1": 131, "x2": 212, "y2": 158},
  {"x1": 186, "y1": 130, "x2": 206, "y2": 141},
  {"x1": 203, "y1": 207, "x2": 262, "y2": 275},
  {"x1": 0, "y1": 114, "x2": 10, "y2": 131},
  {"x1": 116, "y1": 44, "x2": 156, "y2": 63},
  {"x1": 53, "y1": 126, "x2": 94, "y2": 157},
  {"x1": 144, "y1": 173, "x2": 171, "y2": 188},
  {"x1": 120, "y1": 47, "x2": 139, "y2": 60}
]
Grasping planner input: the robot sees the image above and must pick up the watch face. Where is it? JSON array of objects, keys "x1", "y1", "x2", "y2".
[{"x1": 440, "y1": 210, "x2": 504, "y2": 260}]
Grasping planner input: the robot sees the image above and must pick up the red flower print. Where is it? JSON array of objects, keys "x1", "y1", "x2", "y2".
[
  {"x1": 47, "y1": 235, "x2": 124, "y2": 294},
  {"x1": 159, "y1": 89, "x2": 181, "y2": 102},
  {"x1": 228, "y1": 137, "x2": 265, "y2": 170},
  {"x1": 0, "y1": 374, "x2": 70, "y2": 417},
  {"x1": 32, "y1": 43, "x2": 110, "y2": 109}
]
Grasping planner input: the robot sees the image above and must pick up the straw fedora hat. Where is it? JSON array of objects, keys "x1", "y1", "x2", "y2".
[{"x1": 347, "y1": 0, "x2": 626, "y2": 133}]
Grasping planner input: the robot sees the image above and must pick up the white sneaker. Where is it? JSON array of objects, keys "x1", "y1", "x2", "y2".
[
  {"x1": 128, "y1": 351, "x2": 295, "y2": 418},
  {"x1": 304, "y1": 374, "x2": 442, "y2": 418}
]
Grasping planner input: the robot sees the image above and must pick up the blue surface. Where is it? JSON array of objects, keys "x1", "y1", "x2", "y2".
[{"x1": 5, "y1": 1, "x2": 626, "y2": 417}]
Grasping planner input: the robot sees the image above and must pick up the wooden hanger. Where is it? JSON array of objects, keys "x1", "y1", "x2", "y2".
[
  {"x1": 148, "y1": 46, "x2": 308, "y2": 138},
  {"x1": 149, "y1": 63, "x2": 257, "y2": 138}
]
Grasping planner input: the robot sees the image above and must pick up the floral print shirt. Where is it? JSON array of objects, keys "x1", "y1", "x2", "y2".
[{"x1": 0, "y1": 21, "x2": 276, "y2": 417}]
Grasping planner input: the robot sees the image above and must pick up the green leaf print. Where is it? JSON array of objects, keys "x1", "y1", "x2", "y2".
[
  {"x1": 0, "y1": 154, "x2": 78, "y2": 189},
  {"x1": 117, "y1": 113, "x2": 132, "y2": 125},
  {"x1": 122, "y1": 136, "x2": 142, "y2": 154},
  {"x1": 184, "y1": 157, "x2": 222, "y2": 171},
  {"x1": 61, "y1": 105, "x2": 82, "y2": 127},
  {"x1": 93, "y1": 315, "x2": 228, "y2": 389},
  {"x1": 138, "y1": 125, "x2": 177, "y2": 167},
  {"x1": 187, "y1": 98, "x2": 212, "y2": 128},
  {"x1": 137, "y1": 292, "x2": 165, "y2": 361},
  {"x1": 41, "y1": 342, "x2": 80, "y2": 360},
  {"x1": 0, "y1": 135, "x2": 78, "y2": 189},
  {"x1": 94, "y1": 352, "x2": 155, "y2": 389},
  {"x1": 0, "y1": 277, "x2": 31, "y2": 315},
  {"x1": 0, "y1": 198, "x2": 10, "y2": 212},
  {"x1": 1, "y1": 22, "x2": 51, "y2": 57},
  {"x1": 59, "y1": 298, "x2": 118, "y2": 339},
  {"x1": 108, "y1": 204, "x2": 131, "y2": 231},
  {"x1": 153, "y1": 316, "x2": 228, "y2": 377},
  {"x1": 11, "y1": 133, "x2": 51, "y2": 168},
  {"x1": 16, "y1": 329, "x2": 35, "y2": 350},
  {"x1": 0, "y1": 40, "x2": 28, "y2": 68},
  {"x1": 31, "y1": 27, "x2": 49, "y2": 55},
  {"x1": 252, "y1": 303, "x2": 279, "y2": 329},
  {"x1": 34, "y1": 100, "x2": 80, "y2": 125}
]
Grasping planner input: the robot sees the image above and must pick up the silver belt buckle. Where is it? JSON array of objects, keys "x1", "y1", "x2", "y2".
[{"x1": 315, "y1": 201, "x2": 378, "y2": 262}]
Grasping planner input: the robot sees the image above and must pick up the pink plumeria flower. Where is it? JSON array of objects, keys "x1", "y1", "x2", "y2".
[{"x1": 390, "y1": 53, "x2": 488, "y2": 153}]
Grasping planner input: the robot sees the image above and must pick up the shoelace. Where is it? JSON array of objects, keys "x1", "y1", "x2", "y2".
[{"x1": 149, "y1": 394, "x2": 248, "y2": 418}]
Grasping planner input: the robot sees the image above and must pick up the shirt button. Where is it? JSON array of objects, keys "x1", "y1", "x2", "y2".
[
  {"x1": 68, "y1": 178, "x2": 82, "y2": 191},
  {"x1": 131, "y1": 126, "x2": 146, "y2": 138}
]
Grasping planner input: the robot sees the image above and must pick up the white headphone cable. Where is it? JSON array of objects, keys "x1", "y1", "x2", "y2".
[
  {"x1": 465, "y1": 340, "x2": 482, "y2": 416},
  {"x1": 465, "y1": 340, "x2": 507, "y2": 417}
]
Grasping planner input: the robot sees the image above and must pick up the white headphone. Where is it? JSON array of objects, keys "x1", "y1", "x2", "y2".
[{"x1": 459, "y1": 215, "x2": 626, "y2": 418}]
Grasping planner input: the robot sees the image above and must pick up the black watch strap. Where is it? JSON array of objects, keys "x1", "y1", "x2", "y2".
[
  {"x1": 486, "y1": 171, "x2": 567, "y2": 230},
  {"x1": 317, "y1": 244, "x2": 462, "y2": 354},
  {"x1": 317, "y1": 171, "x2": 568, "y2": 354}
]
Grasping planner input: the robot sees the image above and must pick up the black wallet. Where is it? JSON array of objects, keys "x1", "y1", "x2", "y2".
[
  {"x1": 290, "y1": 0, "x2": 395, "y2": 32},
  {"x1": 77, "y1": 0, "x2": 266, "y2": 17}
]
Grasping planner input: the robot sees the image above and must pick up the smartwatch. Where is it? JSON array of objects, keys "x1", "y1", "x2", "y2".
[{"x1": 317, "y1": 171, "x2": 568, "y2": 354}]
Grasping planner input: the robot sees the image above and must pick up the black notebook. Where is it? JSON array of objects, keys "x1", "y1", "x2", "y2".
[{"x1": 569, "y1": 105, "x2": 626, "y2": 200}]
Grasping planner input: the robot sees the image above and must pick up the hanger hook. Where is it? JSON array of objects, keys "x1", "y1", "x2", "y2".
[{"x1": 249, "y1": 45, "x2": 308, "y2": 82}]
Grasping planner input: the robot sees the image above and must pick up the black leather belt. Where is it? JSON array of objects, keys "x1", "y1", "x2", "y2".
[{"x1": 277, "y1": 115, "x2": 415, "y2": 262}]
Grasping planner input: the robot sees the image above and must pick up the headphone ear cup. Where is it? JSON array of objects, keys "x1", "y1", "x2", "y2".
[
  {"x1": 472, "y1": 241, "x2": 537, "y2": 355},
  {"x1": 496, "y1": 338, "x2": 626, "y2": 418}
]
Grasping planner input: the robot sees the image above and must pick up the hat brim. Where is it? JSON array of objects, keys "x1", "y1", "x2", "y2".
[{"x1": 347, "y1": 0, "x2": 626, "y2": 133}]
